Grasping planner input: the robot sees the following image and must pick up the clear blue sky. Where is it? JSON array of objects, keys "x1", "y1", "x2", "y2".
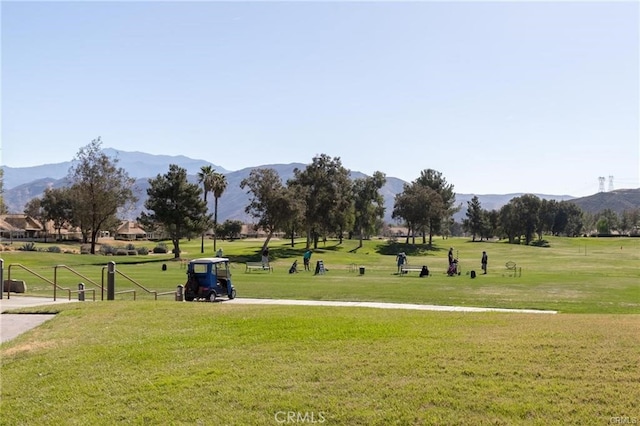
[{"x1": 2, "y1": 1, "x2": 638, "y2": 197}]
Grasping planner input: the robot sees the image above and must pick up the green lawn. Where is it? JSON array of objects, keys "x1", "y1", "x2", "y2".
[
  {"x1": 1, "y1": 236, "x2": 639, "y2": 424},
  {"x1": 2, "y1": 236, "x2": 638, "y2": 313},
  {"x1": 1, "y1": 302, "x2": 638, "y2": 425}
]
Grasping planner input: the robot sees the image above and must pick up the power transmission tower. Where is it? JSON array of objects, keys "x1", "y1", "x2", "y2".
[
  {"x1": 598, "y1": 176, "x2": 605, "y2": 193},
  {"x1": 608, "y1": 175, "x2": 614, "y2": 192}
]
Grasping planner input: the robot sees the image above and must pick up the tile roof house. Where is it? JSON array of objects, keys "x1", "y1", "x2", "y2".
[
  {"x1": 0, "y1": 214, "x2": 44, "y2": 240},
  {"x1": 115, "y1": 220, "x2": 148, "y2": 240}
]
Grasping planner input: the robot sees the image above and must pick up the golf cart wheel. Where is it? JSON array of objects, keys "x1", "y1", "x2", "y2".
[
  {"x1": 185, "y1": 294, "x2": 194, "y2": 302},
  {"x1": 208, "y1": 292, "x2": 217, "y2": 302},
  {"x1": 228, "y1": 288, "x2": 237, "y2": 300}
]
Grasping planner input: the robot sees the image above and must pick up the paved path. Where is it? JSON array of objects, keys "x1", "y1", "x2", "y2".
[
  {"x1": 229, "y1": 298, "x2": 558, "y2": 314},
  {"x1": 0, "y1": 296, "x2": 80, "y2": 344},
  {"x1": 1, "y1": 296, "x2": 557, "y2": 344}
]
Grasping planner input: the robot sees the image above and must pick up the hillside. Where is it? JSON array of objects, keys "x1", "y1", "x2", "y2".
[
  {"x1": 569, "y1": 188, "x2": 640, "y2": 215},
  {"x1": 4, "y1": 149, "x2": 637, "y2": 223}
]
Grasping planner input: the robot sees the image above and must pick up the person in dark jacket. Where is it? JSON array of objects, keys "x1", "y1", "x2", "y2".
[{"x1": 481, "y1": 251, "x2": 488, "y2": 274}]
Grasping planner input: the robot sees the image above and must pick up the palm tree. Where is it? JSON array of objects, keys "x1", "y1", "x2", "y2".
[
  {"x1": 211, "y1": 171, "x2": 227, "y2": 252},
  {"x1": 197, "y1": 165, "x2": 216, "y2": 253}
]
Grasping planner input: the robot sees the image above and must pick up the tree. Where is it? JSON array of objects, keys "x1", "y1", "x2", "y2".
[
  {"x1": 211, "y1": 171, "x2": 227, "y2": 252},
  {"x1": 281, "y1": 184, "x2": 306, "y2": 247},
  {"x1": 139, "y1": 164, "x2": 209, "y2": 259},
  {"x1": 352, "y1": 171, "x2": 386, "y2": 248},
  {"x1": 621, "y1": 209, "x2": 640, "y2": 236},
  {"x1": 512, "y1": 194, "x2": 541, "y2": 244},
  {"x1": 240, "y1": 168, "x2": 295, "y2": 252},
  {"x1": 414, "y1": 169, "x2": 458, "y2": 245},
  {"x1": 482, "y1": 209, "x2": 500, "y2": 240},
  {"x1": 392, "y1": 182, "x2": 442, "y2": 245},
  {"x1": 23, "y1": 197, "x2": 48, "y2": 242},
  {"x1": 218, "y1": 219, "x2": 243, "y2": 240},
  {"x1": 289, "y1": 154, "x2": 352, "y2": 248},
  {"x1": 41, "y1": 187, "x2": 75, "y2": 241},
  {"x1": 464, "y1": 195, "x2": 484, "y2": 241},
  {"x1": 68, "y1": 138, "x2": 137, "y2": 254},
  {"x1": 598, "y1": 208, "x2": 619, "y2": 234},
  {"x1": 392, "y1": 183, "x2": 423, "y2": 245},
  {"x1": 561, "y1": 202, "x2": 584, "y2": 237},
  {"x1": 498, "y1": 202, "x2": 519, "y2": 243},
  {"x1": 197, "y1": 165, "x2": 216, "y2": 254},
  {"x1": 538, "y1": 199, "x2": 559, "y2": 238},
  {"x1": 596, "y1": 217, "x2": 610, "y2": 235}
]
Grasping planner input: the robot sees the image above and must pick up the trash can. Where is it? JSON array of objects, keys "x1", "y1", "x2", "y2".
[{"x1": 359, "y1": 266, "x2": 365, "y2": 275}]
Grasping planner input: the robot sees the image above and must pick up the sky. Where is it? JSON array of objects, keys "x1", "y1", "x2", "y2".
[{"x1": 1, "y1": 1, "x2": 639, "y2": 197}]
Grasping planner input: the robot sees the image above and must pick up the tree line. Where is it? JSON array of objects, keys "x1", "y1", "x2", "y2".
[{"x1": 10, "y1": 139, "x2": 640, "y2": 257}]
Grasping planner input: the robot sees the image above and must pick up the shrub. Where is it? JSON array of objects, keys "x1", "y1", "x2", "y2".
[
  {"x1": 137, "y1": 246, "x2": 149, "y2": 255},
  {"x1": 153, "y1": 243, "x2": 168, "y2": 254},
  {"x1": 81, "y1": 245, "x2": 92, "y2": 254},
  {"x1": 530, "y1": 239, "x2": 551, "y2": 248},
  {"x1": 127, "y1": 250, "x2": 137, "y2": 256},
  {"x1": 19, "y1": 242, "x2": 37, "y2": 251},
  {"x1": 126, "y1": 243, "x2": 136, "y2": 251},
  {"x1": 47, "y1": 246, "x2": 62, "y2": 253},
  {"x1": 100, "y1": 245, "x2": 115, "y2": 255},
  {"x1": 115, "y1": 248, "x2": 129, "y2": 256}
]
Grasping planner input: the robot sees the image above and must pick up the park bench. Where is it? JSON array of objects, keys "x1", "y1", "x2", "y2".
[
  {"x1": 245, "y1": 261, "x2": 273, "y2": 272},
  {"x1": 505, "y1": 261, "x2": 521, "y2": 277},
  {"x1": 400, "y1": 264, "x2": 428, "y2": 276}
]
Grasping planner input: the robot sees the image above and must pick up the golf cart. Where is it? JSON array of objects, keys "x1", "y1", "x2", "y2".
[{"x1": 184, "y1": 257, "x2": 236, "y2": 302}]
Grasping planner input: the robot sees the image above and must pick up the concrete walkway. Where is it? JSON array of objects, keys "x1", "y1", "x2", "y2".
[
  {"x1": 0, "y1": 296, "x2": 80, "y2": 343},
  {"x1": 229, "y1": 298, "x2": 558, "y2": 314},
  {"x1": 1, "y1": 296, "x2": 557, "y2": 344}
]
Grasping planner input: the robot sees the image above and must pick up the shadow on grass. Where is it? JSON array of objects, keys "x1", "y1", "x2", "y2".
[
  {"x1": 258, "y1": 241, "x2": 358, "y2": 261},
  {"x1": 376, "y1": 240, "x2": 446, "y2": 257}
]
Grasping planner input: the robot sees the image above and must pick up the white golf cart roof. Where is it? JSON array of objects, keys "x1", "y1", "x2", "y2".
[{"x1": 190, "y1": 257, "x2": 230, "y2": 264}]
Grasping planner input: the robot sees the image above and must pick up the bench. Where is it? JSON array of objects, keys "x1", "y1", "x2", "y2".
[
  {"x1": 245, "y1": 262, "x2": 273, "y2": 272},
  {"x1": 505, "y1": 261, "x2": 521, "y2": 277},
  {"x1": 400, "y1": 265, "x2": 428, "y2": 275}
]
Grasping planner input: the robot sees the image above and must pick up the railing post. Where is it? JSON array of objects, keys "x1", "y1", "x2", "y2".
[
  {"x1": 78, "y1": 282, "x2": 85, "y2": 301},
  {"x1": 53, "y1": 266, "x2": 58, "y2": 301},
  {"x1": 107, "y1": 261, "x2": 116, "y2": 301}
]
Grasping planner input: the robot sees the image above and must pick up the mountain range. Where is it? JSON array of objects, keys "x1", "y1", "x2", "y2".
[{"x1": 2, "y1": 149, "x2": 638, "y2": 223}]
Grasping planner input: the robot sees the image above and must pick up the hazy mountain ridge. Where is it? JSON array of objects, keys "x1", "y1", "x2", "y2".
[{"x1": 3, "y1": 149, "x2": 638, "y2": 223}]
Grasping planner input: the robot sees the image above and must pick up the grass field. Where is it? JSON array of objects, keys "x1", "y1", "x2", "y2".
[
  {"x1": 1, "y1": 236, "x2": 639, "y2": 424},
  {"x1": 1, "y1": 236, "x2": 638, "y2": 313}
]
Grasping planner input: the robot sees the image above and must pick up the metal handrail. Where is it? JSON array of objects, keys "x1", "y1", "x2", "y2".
[
  {"x1": 115, "y1": 289, "x2": 137, "y2": 300},
  {"x1": 54, "y1": 264, "x2": 103, "y2": 300},
  {"x1": 156, "y1": 290, "x2": 177, "y2": 299},
  {"x1": 7, "y1": 263, "x2": 71, "y2": 301},
  {"x1": 70, "y1": 287, "x2": 96, "y2": 301},
  {"x1": 100, "y1": 267, "x2": 157, "y2": 300}
]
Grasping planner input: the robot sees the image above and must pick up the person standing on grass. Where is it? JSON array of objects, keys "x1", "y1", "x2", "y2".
[
  {"x1": 448, "y1": 248, "x2": 454, "y2": 266},
  {"x1": 303, "y1": 249, "x2": 312, "y2": 271},
  {"x1": 396, "y1": 252, "x2": 407, "y2": 273},
  {"x1": 481, "y1": 251, "x2": 488, "y2": 274}
]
